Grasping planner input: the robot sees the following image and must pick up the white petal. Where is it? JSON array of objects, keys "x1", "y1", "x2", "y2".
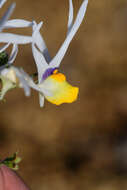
[
  {"x1": 32, "y1": 21, "x2": 51, "y2": 63},
  {"x1": 32, "y1": 21, "x2": 43, "y2": 41},
  {"x1": 49, "y1": 0, "x2": 88, "y2": 68},
  {"x1": 8, "y1": 44, "x2": 18, "y2": 64},
  {"x1": 0, "y1": 42, "x2": 10, "y2": 53},
  {"x1": 67, "y1": 0, "x2": 73, "y2": 35},
  {"x1": 0, "y1": 0, "x2": 6, "y2": 8},
  {"x1": 32, "y1": 43, "x2": 48, "y2": 83},
  {"x1": 0, "y1": 3, "x2": 15, "y2": 32},
  {"x1": 39, "y1": 94, "x2": 45, "y2": 107},
  {"x1": 4, "y1": 19, "x2": 33, "y2": 29},
  {"x1": 13, "y1": 67, "x2": 31, "y2": 96},
  {"x1": 32, "y1": 21, "x2": 45, "y2": 51},
  {"x1": 0, "y1": 33, "x2": 33, "y2": 44}
]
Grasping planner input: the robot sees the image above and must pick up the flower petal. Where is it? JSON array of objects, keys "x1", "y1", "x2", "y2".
[
  {"x1": 0, "y1": 42, "x2": 10, "y2": 53},
  {"x1": 0, "y1": 0, "x2": 6, "y2": 8},
  {"x1": 32, "y1": 21, "x2": 51, "y2": 63},
  {"x1": 49, "y1": 0, "x2": 88, "y2": 68},
  {"x1": 13, "y1": 67, "x2": 30, "y2": 96},
  {"x1": 39, "y1": 94, "x2": 45, "y2": 107},
  {"x1": 4, "y1": 19, "x2": 33, "y2": 29},
  {"x1": 8, "y1": 44, "x2": 18, "y2": 64},
  {"x1": 67, "y1": 0, "x2": 73, "y2": 35},
  {"x1": 39, "y1": 72, "x2": 79, "y2": 105},
  {"x1": 32, "y1": 43, "x2": 48, "y2": 83},
  {"x1": 0, "y1": 33, "x2": 32, "y2": 44},
  {"x1": 0, "y1": 3, "x2": 15, "y2": 32},
  {"x1": 0, "y1": 74, "x2": 16, "y2": 100},
  {"x1": 13, "y1": 67, "x2": 31, "y2": 97}
]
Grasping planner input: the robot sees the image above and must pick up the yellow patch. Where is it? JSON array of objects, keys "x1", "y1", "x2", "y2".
[
  {"x1": 50, "y1": 73, "x2": 66, "y2": 82},
  {"x1": 41, "y1": 72, "x2": 79, "y2": 105},
  {"x1": 53, "y1": 69, "x2": 58, "y2": 74}
]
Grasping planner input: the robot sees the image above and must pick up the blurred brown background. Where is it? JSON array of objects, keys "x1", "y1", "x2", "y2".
[{"x1": 1, "y1": 0, "x2": 127, "y2": 189}]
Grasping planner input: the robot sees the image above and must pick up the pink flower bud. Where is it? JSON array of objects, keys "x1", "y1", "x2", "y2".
[{"x1": 0, "y1": 165, "x2": 30, "y2": 190}]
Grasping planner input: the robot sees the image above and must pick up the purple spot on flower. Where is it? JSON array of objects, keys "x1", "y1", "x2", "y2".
[{"x1": 42, "y1": 67, "x2": 58, "y2": 80}]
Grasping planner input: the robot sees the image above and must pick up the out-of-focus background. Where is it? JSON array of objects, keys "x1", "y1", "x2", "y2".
[{"x1": 1, "y1": 0, "x2": 127, "y2": 189}]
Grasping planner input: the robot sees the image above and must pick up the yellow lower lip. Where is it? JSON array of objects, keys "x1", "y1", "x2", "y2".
[{"x1": 42, "y1": 73, "x2": 79, "y2": 105}]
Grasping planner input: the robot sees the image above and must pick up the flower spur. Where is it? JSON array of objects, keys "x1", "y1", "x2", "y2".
[{"x1": 32, "y1": 0, "x2": 88, "y2": 107}]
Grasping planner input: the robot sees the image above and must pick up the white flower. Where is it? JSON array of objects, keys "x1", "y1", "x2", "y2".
[{"x1": 31, "y1": 0, "x2": 88, "y2": 107}]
